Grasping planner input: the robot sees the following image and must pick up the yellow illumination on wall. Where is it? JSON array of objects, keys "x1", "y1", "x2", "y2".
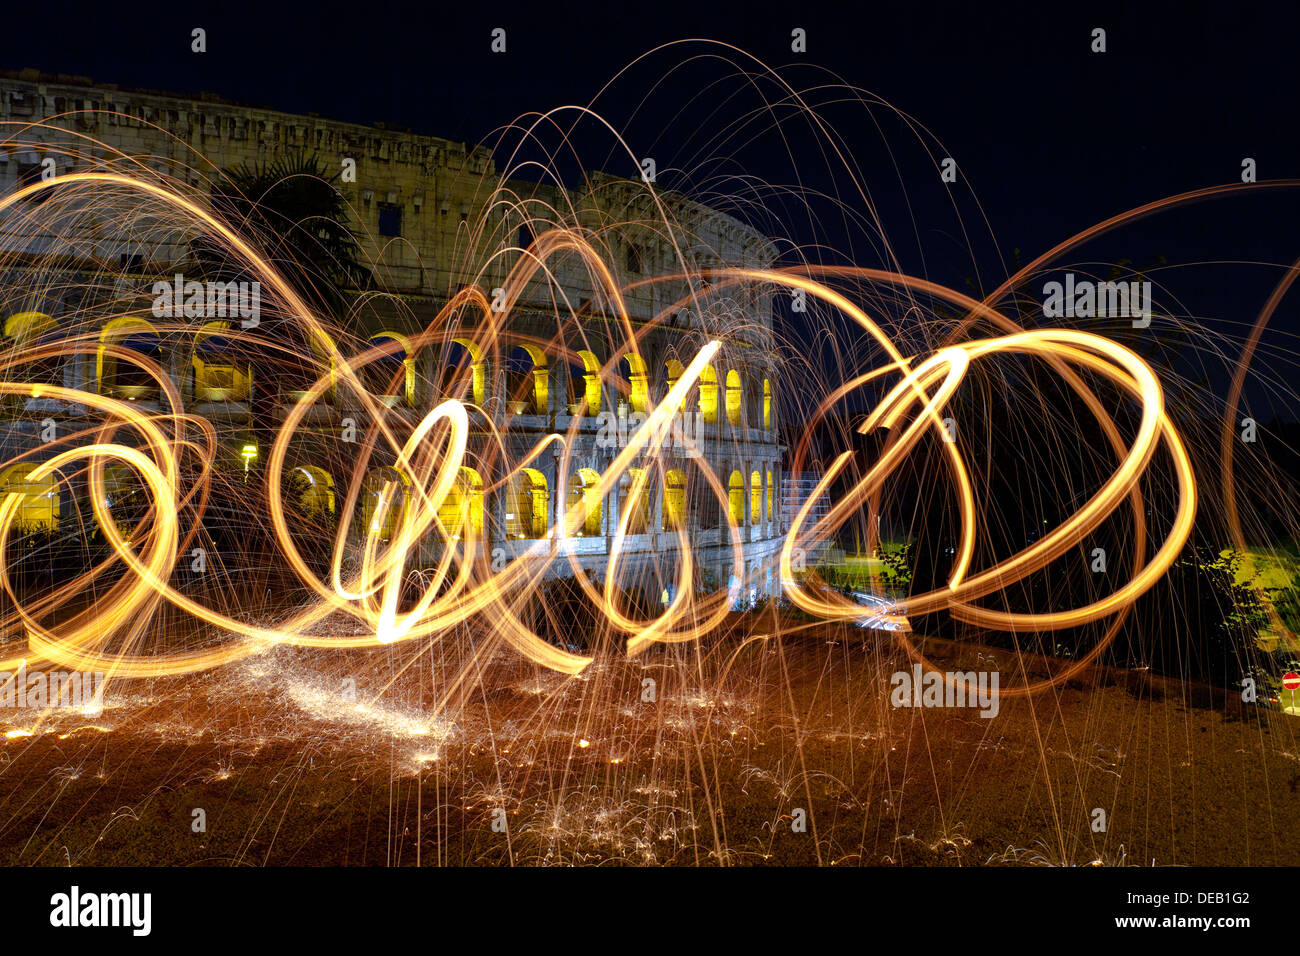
[
  {"x1": 663, "y1": 469, "x2": 687, "y2": 530},
  {"x1": 699, "y1": 364, "x2": 718, "y2": 424},
  {"x1": 447, "y1": 338, "x2": 486, "y2": 407},
  {"x1": 622, "y1": 354, "x2": 649, "y2": 413},
  {"x1": 567, "y1": 468, "x2": 602, "y2": 536},
  {"x1": 97, "y1": 315, "x2": 161, "y2": 398},
  {"x1": 362, "y1": 467, "x2": 409, "y2": 541},
  {"x1": 291, "y1": 465, "x2": 336, "y2": 517},
  {"x1": 194, "y1": 322, "x2": 252, "y2": 402},
  {"x1": 513, "y1": 344, "x2": 549, "y2": 414},
  {"x1": 665, "y1": 359, "x2": 686, "y2": 412},
  {"x1": 0, "y1": 463, "x2": 58, "y2": 531},
  {"x1": 508, "y1": 467, "x2": 548, "y2": 538},
  {"x1": 625, "y1": 468, "x2": 650, "y2": 534},
  {"x1": 728, "y1": 470, "x2": 743, "y2": 526},
  {"x1": 438, "y1": 466, "x2": 483, "y2": 539},
  {"x1": 726, "y1": 370, "x2": 743, "y2": 426},
  {"x1": 574, "y1": 350, "x2": 602, "y2": 413},
  {"x1": 367, "y1": 331, "x2": 416, "y2": 406}
]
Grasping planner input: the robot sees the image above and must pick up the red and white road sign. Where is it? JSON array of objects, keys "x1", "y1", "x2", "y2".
[{"x1": 1282, "y1": 672, "x2": 1300, "y2": 691}]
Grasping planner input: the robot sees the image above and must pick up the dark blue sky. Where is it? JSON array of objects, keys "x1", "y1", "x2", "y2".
[{"x1": 4, "y1": 0, "x2": 1299, "y2": 416}]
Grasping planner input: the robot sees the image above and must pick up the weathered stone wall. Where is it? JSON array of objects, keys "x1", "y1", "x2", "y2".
[{"x1": 0, "y1": 71, "x2": 786, "y2": 596}]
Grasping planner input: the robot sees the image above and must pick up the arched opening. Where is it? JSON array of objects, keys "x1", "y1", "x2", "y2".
[
  {"x1": 623, "y1": 468, "x2": 650, "y2": 534},
  {"x1": 3, "y1": 310, "x2": 54, "y2": 342},
  {"x1": 568, "y1": 349, "x2": 602, "y2": 414},
  {"x1": 0, "y1": 463, "x2": 59, "y2": 531},
  {"x1": 99, "y1": 461, "x2": 149, "y2": 536},
  {"x1": 619, "y1": 353, "x2": 650, "y2": 413},
  {"x1": 3, "y1": 311, "x2": 60, "y2": 396},
  {"x1": 726, "y1": 369, "x2": 743, "y2": 426},
  {"x1": 750, "y1": 470, "x2": 763, "y2": 525},
  {"x1": 280, "y1": 327, "x2": 339, "y2": 406},
  {"x1": 728, "y1": 470, "x2": 744, "y2": 526},
  {"x1": 698, "y1": 363, "x2": 719, "y2": 424},
  {"x1": 505, "y1": 345, "x2": 548, "y2": 414},
  {"x1": 98, "y1": 317, "x2": 162, "y2": 400},
  {"x1": 663, "y1": 468, "x2": 686, "y2": 530},
  {"x1": 193, "y1": 322, "x2": 252, "y2": 402},
  {"x1": 438, "y1": 466, "x2": 484, "y2": 540},
  {"x1": 361, "y1": 466, "x2": 409, "y2": 541},
  {"x1": 763, "y1": 378, "x2": 772, "y2": 429},
  {"x1": 289, "y1": 465, "x2": 336, "y2": 518},
  {"x1": 566, "y1": 467, "x2": 602, "y2": 537},
  {"x1": 507, "y1": 467, "x2": 549, "y2": 539},
  {"x1": 441, "y1": 339, "x2": 485, "y2": 407},
  {"x1": 766, "y1": 469, "x2": 774, "y2": 524},
  {"x1": 362, "y1": 332, "x2": 414, "y2": 407},
  {"x1": 664, "y1": 358, "x2": 689, "y2": 412}
]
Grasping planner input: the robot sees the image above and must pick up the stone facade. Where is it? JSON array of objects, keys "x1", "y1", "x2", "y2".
[{"x1": 0, "y1": 70, "x2": 786, "y2": 599}]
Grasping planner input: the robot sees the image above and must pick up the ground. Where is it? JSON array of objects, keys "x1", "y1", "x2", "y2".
[{"x1": 0, "y1": 615, "x2": 1295, "y2": 866}]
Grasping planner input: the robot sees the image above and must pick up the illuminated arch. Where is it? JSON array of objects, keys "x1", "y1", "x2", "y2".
[
  {"x1": 363, "y1": 331, "x2": 415, "y2": 407},
  {"x1": 620, "y1": 353, "x2": 650, "y2": 413},
  {"x1": 766, "y1": 469, "x2": 774, "y2": 524},
  {"x1": 508, "y1": 467, "x2": 549, "y2": 539},
  {"x1": 3, "y1": 311, "x2": 55, "y2": 342},
  {"x1": 763, "y1": 377, "x2": 772, "y2": 429},
  {"x1": 439, "y1": 466, "x2": 484, "y2": 539},
  {"x1": 0, "y1": 463, "x2": 59, "y2": 530},
  {"x1": 728, "y1": 470, "x2": 744, "y2": 526},
  {"x1": 726, "y1": 369, "x2": 743, "y2": 426},
  {"x1": 98, "y1": 316, "x2": 162, "y2": 399},
  {"x1": 361, "y1": 466, "x2": 409, "y2": 541},
  {"x1": 442, "y1": 338, "x2": 486, "y2": 407},
  {"x1": 290, "y1": 465, "x2": 336, "y2": 518},
  {"x1": 698, "y1": 363, "x2": 719, "y2": 424},
  {"x1": 623, "y1": 468, "x2": 650, "y2": 534},
  {"x1": 663, "y1": 468, "x2": 687, "y2": 530},
  {"x1": 566, "y1": 467, "x2": 602, "y2": 537},
  {"x1": 193, "y1": 321, "x2": 252, "y2": 402},
  {"x1": 664, "y1": 358, "x2": 689, "y2": 412},
  {"x1": 750, "y1": 470, "x2": 763, "y2": 525},
  {"x1": 309, "y1": 327, "x2": 340, "y2": 404},
  {"x1": 277, "y1": 325, "x2": 339, "y2": 405},
  {"x1": 4, "y1": 311, "x2": 60, "y2": 395},
  {"x1": 99, "y1": 461, "x2": 149, "y2": 535},
  {"x1": 569, "y1": 349, "x2": 602, "y2": 414},
  {"x1": 506, "y1": 344, "x2": 548, "y2": 414}
]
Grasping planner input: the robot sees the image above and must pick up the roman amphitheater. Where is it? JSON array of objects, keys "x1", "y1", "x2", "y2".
[{"x1": 0, "y1": 70, "x2": 789, "y2": 605}]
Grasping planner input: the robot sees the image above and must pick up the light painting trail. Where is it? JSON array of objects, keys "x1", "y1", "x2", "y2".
[{"x1": 0, "y1": 164, "x2": 1208, "y2": 705}]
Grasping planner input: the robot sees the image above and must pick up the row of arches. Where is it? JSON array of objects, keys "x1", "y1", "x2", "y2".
[
  {"x1": 0, "y1": 460, "x2": 149, "y2": 533},
  {"x1": 0, "y1": 459, "x2": 778, "y2": 543},
  {"x1": 4, "y1": 313, "x2": 776, "y2": 427},
  {"x1": 567, "y1": 353, "x2": 773, "y2": 429},
  {"x1": 281, "y1": 463, "x2": 777, "y2": 542}
]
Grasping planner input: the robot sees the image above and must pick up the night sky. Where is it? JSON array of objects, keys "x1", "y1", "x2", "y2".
[{"x1": 3, "y1": 0, "x2": 1298, "y2": 415}]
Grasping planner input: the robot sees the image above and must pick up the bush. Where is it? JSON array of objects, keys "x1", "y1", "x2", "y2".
[{"x1": 1113, "y1": 547, "x2": 1272, "y2": 689}]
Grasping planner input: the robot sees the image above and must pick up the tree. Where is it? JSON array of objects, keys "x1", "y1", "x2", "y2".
[
  {"x1": 194, "y1": 151, "x2": 369, "y2": 313},
  {"x1": 1113, "y1": 547, "x2": 1272, "y2": 689},
  {"x1": 188, "y1": 154, "x2": 372, "y2": 564}
]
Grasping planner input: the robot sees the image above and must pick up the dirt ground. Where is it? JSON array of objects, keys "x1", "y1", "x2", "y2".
[{"x1": 0, "y1": 616, "x2": 1294, "y2": 866}]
